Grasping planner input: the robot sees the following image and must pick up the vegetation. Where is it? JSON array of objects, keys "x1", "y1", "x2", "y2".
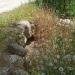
[
  {"x1": 0, "y1": 3, "x2": 37, "y2": 50},
  {"x1": 0, "y1": 3, "x2": 37, "y2": 27},
  {"x1": 0, "y1": 1, "x2": 75, "y2": 75},
  {"x1": 25, "y1": 9, "x2": 75, "y2": 75},
  {"x1": 35, "y1": 0, "x2": 75, "y2": 17}
]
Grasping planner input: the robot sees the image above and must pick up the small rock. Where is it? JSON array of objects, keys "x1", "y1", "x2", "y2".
[
  {"x1": 6, "y1": 39, "x2": 28, "y2": 57},
  {"x1": 63, "y1": 54, "x2": 72, "y2": 62},
  {"x1": 9, "y1": 55, "x2": 24, "y2": 66}
]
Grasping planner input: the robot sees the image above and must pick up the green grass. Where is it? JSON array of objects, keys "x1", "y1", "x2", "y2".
[
  {"x1": 0, "y1": 2, "x2": 75, "y2": 75},
  {"x1": 0, "y1": 3, "x2": 37, "y2": 27},
  {"x1": 0, "y1": 3, "x2": 37, "y2": 50}
]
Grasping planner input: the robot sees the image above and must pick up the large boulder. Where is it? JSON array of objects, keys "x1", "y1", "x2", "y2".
[
  {"x1": 11, "y1": 20, "x2": 35, "y2": 47},
  {"x1": 6, "y1": 39, "x2": 28, "y2": 57}
]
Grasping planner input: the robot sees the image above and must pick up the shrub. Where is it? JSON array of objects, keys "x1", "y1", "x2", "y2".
[
  {"x1": 35, "y1": 0, "x2": 75, "y2": 17},
  {"x1": 25, "y1": 8, "x2": 75, "y2": 75}
]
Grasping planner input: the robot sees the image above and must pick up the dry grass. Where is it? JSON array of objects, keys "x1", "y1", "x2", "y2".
[
  {"x1": 0, "y1": 3, "x2": 75, "y2": 74},
  {"x1": 24, "y1": 8, "x2": 75, "y2": 75},
  {"x1": 32, "y1": 9, "x2": 55, "y2": 48}
]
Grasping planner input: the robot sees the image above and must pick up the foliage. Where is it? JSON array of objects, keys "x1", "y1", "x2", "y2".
[
  {"x1": 35, "y1": 0, "x2": 75, "y2": 17},
  {"x1": 25, "y1": 9, "x2": 75, "y2": 75},
  {"x1": 0, "y1": 3, "x2": 37, "y2": 50},
  {"x1": 0, "y1": 2, "x2": 75, "y2": 75},
  {"x1": 0, "y1": 3, "x2": 37, "y2": 27}
]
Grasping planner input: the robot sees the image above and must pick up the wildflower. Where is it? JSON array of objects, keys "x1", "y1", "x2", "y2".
[
  {"x1": 67, "y1": 66, "x2": 74, "y2": 71},
  {"x1": 72, "y1": 55, "x2": 75, "y2": 62},
  {"x1": 54, "y1": 66, "x2": 58, "y2": 70},
  {"x1": 54, "y1": 45, "x2": 58, "y2": 48},
  {"x1": 41, "y1": 72, "x2": 46, "y2": 75},
  {"x1": 64, "y1": 38, "x2": 68, "y2": 41},
  {"x1": 37, "y1": 65, "x2": 44, "y2": 71},
  {"x1": 29, "y1": 61, "x2": 32, "y2": 66},
  {"x1": 66, "y1": 45, "x2": 70, "y2": 48},
  {"x1": 61, "y1": 72, "x2": 66, "y2": 75},
  {"x1": 40, "y1": 60, "x2": 43, "y2": 64},
  {"x1": 15, "y1": 69, "x2": 28, "y2": 75},
  {"x1": 44, "y1": 55, "x2": 48, "y2": 60},
  {"x1": 37, "y1": 65, "x2": 40, "y2": 71},
  {"x1": 59, "y1": 67, "x2": 64, "y2": 72},
  {"x1": 56, "y1": 55, "x2": 60, "y2": 59},
  {"x1": 49, "y1": 62, "x2": 53, "y2": 67},
  {"x1": 69, "y1": 39, "x2": 72, "y2": 42},
  {"x1": 63, "y1": 54, "x2": 72, "y2": 62},
  {"x1": 59, "y1": 33, "x2": 63, "y2": 37},
  {"x1": 41, "y1": 66, "x2": 45, "y2": 71},
  {"x1": 53, "y1": 59, "x2": 58, "y2": 63}
]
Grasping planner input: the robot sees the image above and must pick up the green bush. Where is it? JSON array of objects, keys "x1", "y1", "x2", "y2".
[
  {"x1": 24, "y1": 9, "x2": 75, "y2": 75},
  {"x1": 35, "y1": 0, "x2": 75, "y2": 17}
]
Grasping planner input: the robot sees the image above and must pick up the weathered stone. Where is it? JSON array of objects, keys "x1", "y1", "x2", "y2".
[
  {"x1": 6, "y1": 39, "x2": 28, "y2": 57},
  {"x1": 0, "y1": 67, "x2": 9, "y2": 75},
  {"x1": 63, "y1": 54, "x2": 72, "y2": 62},
  {"x1": 15, "y1": 68, "x2": 29, "y2": 75},
  {"x1": 11, "y1": 20, "x2": 35, "y2": 47},
  {"x1": 6, "y1": 67, "x2": 16, "y2": 75},
  {"x1": 8, "y1": 55, "x2": 24, "y2": 65},
  {"x1": 0, "y1": 53, "x2": 9, "y2": 67}
]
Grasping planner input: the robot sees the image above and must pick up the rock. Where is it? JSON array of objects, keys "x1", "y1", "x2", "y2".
[
  {"x1": 0, "y1": 67, "x2": 9, "y2": 75},
  {"x1": 15, "y1": 68, "x2": 29, "y2": 75},
  {"x1": 9, "y1": 55, "x2": 24, "y2": 66},
  {"x1": 6, "y1": 67, "x2": 16, "y2": 75},
  {"x1": 0, "y1": 53, "x2": 9, "y2": 67},
  {"x1": 11, "y1": 20, "x2": 35, "y2": 47},
  {"x1": 57, "y1": 18, "x2": 74, "y2": 27},
  {"x1": 12, "y1": 20, "x2": 35, "y2": 38},
  {"x1": 6, "y1": 67, "x2": 28, "y2": 75},
  {"x1": 59, "y1": 18, "x2": 71, "y2": 25},
  {"x1": 72, "y1": 55, "x2": 75, "y2": 62},
  {"x1": 63, "y1": 54, "x2": 72, "y2": 62},
  {"x1": 6, "y1": 39, "x2": 28, "y2": 57}
]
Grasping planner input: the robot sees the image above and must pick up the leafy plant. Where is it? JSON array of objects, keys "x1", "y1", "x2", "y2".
[{"x1": 35, "y1": 0, "x2": 75, "y2": 17}]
